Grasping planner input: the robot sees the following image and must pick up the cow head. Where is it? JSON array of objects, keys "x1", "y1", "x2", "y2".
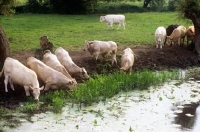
[
  {"x1": 166, "y1": 36, "x2": 172, "y2": 46},
  {"x1": 100, "y1": 16, "x2": 105, "y2": 22},
  {"x1": 83, "y1": 40, "x2": 93, "y2": 51},
  {"x1": 30, "y1": 86, "x2": 44, "y2": 101},
  {"x1": 79, "y1": 68, "x2": 89, "y2": 79},
  {"x1": 67, "y1": 80, "x2": 77, "y2": 90}
]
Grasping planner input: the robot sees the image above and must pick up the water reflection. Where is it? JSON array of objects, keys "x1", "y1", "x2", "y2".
[
  {"x1": 174, "y1": 103, "x2": 198, "y2": 130},
  {"x1": 193, "y1": 105, "x2": 200, "y2": 132}
]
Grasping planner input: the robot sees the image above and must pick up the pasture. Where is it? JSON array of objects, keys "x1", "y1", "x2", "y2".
[{"x1": 0, "y1": 12, "x2": 192, "y2": 52}]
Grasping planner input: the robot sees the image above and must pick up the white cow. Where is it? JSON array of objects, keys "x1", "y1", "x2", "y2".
[
  {"x1": 100, "y1": 14, "x2": 125, "y2": 30},
  {"x1": 83, "y1": 40, "x2": 117, "y2": 65},
  {"x1": 120, "y1": 48, "x2": 134, "y2": 74},
  {"x1": 0, "y1": 57, "x2": 44, "y2": 101},
  {"x1": 155, "y1": 26, "x2": 166, "y2": 49},
  {"x1": 43, "y1": 50, "x2": 77, "y2": 85},
  {"x1": 55, "y1": 47, "x2": 89, "y2": 80},
  {"x1": 26, "y1": 56, "x2": 76, "y2": 91}
]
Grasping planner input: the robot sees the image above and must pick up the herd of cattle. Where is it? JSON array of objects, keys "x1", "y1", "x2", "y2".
[
  {"x1": 155, "y1": 24, "x2": 195, "y2": 49},
  {"x1": 0, "y1": 14, "x2": 195, "y2": 101}
]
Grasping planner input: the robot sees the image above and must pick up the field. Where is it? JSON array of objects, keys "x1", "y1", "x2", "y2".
[{"x1": 0, "y1": 12, "x2": 192, "y2": 52}]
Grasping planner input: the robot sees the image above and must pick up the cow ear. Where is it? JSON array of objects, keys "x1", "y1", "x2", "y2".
[
  {"x1": 89, "y1": 42, "x2": 93, "y2": 45},
  {"x1": 40, "y1": 86, "x2": 44, "y2": 91}
]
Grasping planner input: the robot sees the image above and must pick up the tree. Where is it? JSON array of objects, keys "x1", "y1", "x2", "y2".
[
  {"x1": 175, "y1": 0, "x2": 200, "y2": 55},
  {"x1": 0, "y1": 0, "x2": 14, "y2": 69}
]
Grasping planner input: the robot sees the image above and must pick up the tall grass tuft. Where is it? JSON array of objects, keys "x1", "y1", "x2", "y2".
[{"x1": 68, "y1": 70, "x2": 179, "y2": 106}]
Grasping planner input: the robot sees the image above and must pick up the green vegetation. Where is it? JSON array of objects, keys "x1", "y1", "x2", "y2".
[{"x1": 0, "y1": 12, "x2": 192, "y2": 52}]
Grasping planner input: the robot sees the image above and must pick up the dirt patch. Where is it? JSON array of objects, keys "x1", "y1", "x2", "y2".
[{"x1": 1, "y1": 44, "x2": 200, "y2": 108}]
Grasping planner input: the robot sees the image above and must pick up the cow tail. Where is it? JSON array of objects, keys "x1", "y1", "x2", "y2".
[{"x1": 0, "y1": 68, "x2": 4, "y2": 77}]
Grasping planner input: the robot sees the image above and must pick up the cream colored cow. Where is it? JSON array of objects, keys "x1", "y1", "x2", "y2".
[
  {"x1": 26, "y1": 56, "x2": 76, "y2": 91},
  {"x1": 0, "y1": 57, "x2": 44, "y2": 101},
  {"x1": 120, "y1": 48, "x2": 134, "y2": 74},
  {"x1": 43, "y1": 50, "x2": 77, "y2": 85},
  {"x1": 55, "y1": 47, "x2": 89, "y2": 80}
]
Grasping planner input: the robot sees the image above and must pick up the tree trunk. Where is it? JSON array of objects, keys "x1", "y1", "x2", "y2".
[
  {"x1": 0, "y1": 26, "x2": 10, "y2": 69},
  {"x1": 189, "y1": 14, "x2": 200, "y2": 55}
]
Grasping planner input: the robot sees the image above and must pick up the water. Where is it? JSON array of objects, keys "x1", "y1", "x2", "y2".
[{"x1": 4, "y1": 79, "x2": 200, "y2": 132}]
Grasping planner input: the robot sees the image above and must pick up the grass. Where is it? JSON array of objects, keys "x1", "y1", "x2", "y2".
[
  {"x1": 0, "y1": 12, "x2": 192, "y2": 52},
  {"x1": 68, "y1": 70, "x2": 179, "y2": 106}
]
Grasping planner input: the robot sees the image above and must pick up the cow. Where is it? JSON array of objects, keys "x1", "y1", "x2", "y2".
[
  {"x1": 166, "y1": 25, "x2": 186, "y2": 47},
  {"x1": 26, "y1": 56, "x2": 76, "y2": 91},
  {"x1": 83, "y1": 40, "x2": 118, "y2": 65},
  {"x1": 100, "y1": 14, "x2": 125, "y2": 30},
  {"x1": 55, "y1": 47, "x2": 89, "y2": 80},
  {"x1": 120, "y1": 48, "x2": 134, "y2": 74},
  {"x1": 186, "y1": 26, "x2": 195, "y2": 46},
  {"x1": 43, "y1": 50, "x2": 77, "y2": 85},
  {"x1": 164, "y1": 24, "x2": 179, "y2": 45},
  {"x1": 0, "y1": 57, "x2": 44, "y2": 101},
  {"x1": 155, "y1": 26, "x2": 166, "y2": 49}
]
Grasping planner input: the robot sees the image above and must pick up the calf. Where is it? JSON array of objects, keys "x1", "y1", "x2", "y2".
[
  {"x1": 55, "y1": 47, "x2": 89, "y2": 80},
  {"x1": 186, "y1": 26, "x2": 195, "y2": 45},
  {"x1": 83, "y1": 40, "x2": 117, "y2": 65},
  {"x1": 43, "y1": 50, "x2": 77, "y2": 85},
  {"x1": 26, "y1": 56, "x2": 76, "y2": 91},
  {"x1": 120, "y1": 48, "x2": 134, "y2": 74},
  {"x1": 166, "y1": 25, "x2": 186, "y2": 47},
  {"x1": 100, "y1": 14, "x2": 125, "y2": 30},
  {"x1": 0, "y1": 57, "x2": 44, "y2": 101},
  {"x1": 155, "y1": 26, "x2": 166, "y2": 49}
]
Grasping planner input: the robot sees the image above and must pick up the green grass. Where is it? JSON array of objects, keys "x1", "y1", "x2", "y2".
[{"x1": 0, "y1": 12, "x2": 192, "y2": 52}]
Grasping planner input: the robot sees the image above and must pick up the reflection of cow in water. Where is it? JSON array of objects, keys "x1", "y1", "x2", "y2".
[{"x1": 39, "y1": 36, "x2": 54, "y2": 52}]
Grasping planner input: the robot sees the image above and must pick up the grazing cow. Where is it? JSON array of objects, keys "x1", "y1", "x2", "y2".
[
  {"x1": 55, "y1": 47, "x2": 89, "y2": 80},
  {"x1": 166, "y1": 25, "x2": 186, "y2": 47},
  {"x1": 0, "y1": 57, "x2": 44, "y2": 101},
  {"x1": 186, "y1": 26, "x2": 195, "y2": 45},
  {"x1": 43, "y1": 50, "x2": 77, "y2": 85},
  {"x1": 164, "y1": 24, "x2": 179, "y2": 45},
  {"x1": 100, "y1": 14, "x2": 125, "y2": 30},
  {"x1": 155, "y1": 26, "x2": 166, "y2": 49},
  {"x1": 83, "y1": 40, "x2": 118, "y2": 65},
  {"x1": 120, "y1": 48, "x2": 134, "y2": 74},
  {"x1": 26, "y1": 57, "x2": 76, "y2": 91}
]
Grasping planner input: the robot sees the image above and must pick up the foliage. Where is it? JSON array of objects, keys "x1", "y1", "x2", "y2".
[
  {"x1": 68, "y1": 70, "x2": 179, "y2": 105},
  {"x1": 24, "y1": 0, "x2": 97, "y2": 14},
  {"x1": 168, "y1": 0, "x2": 179, "y2": 11},
  {"x1": 0, "y1": 0, "x2": 15, "y2": 15},
  {"x1": 175, "y1": 0, "x2": 200, "y2": 19},
  {"x1": 149, "y1": 0, "x2": 166, "y2": 11}
]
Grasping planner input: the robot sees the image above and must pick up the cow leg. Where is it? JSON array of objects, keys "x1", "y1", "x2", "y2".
[
  {"x1": 122, "y1": 23, "x2": 125, "y2": 30},
  {"x1": 4, "y1": 76, "x2": 9, "y2": 92},
  {"x1": 9, "y1": 78, "x2": 15, "y2": 91},
  {"x1": 117, "y1": 23, "x2": 121, "y2": 30},
  {"x1": 44, "y1": 83, "x2": 51, "y2": 91},
  {"x1": 24, "y1": 86, "x2": 30, "y2": 96},
  {"x1": 111, "y1": 54, "x2": 117, "y2": 65},
  {"x1": 109, "y1": 23, "x2": 113, "y2": 29}
]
